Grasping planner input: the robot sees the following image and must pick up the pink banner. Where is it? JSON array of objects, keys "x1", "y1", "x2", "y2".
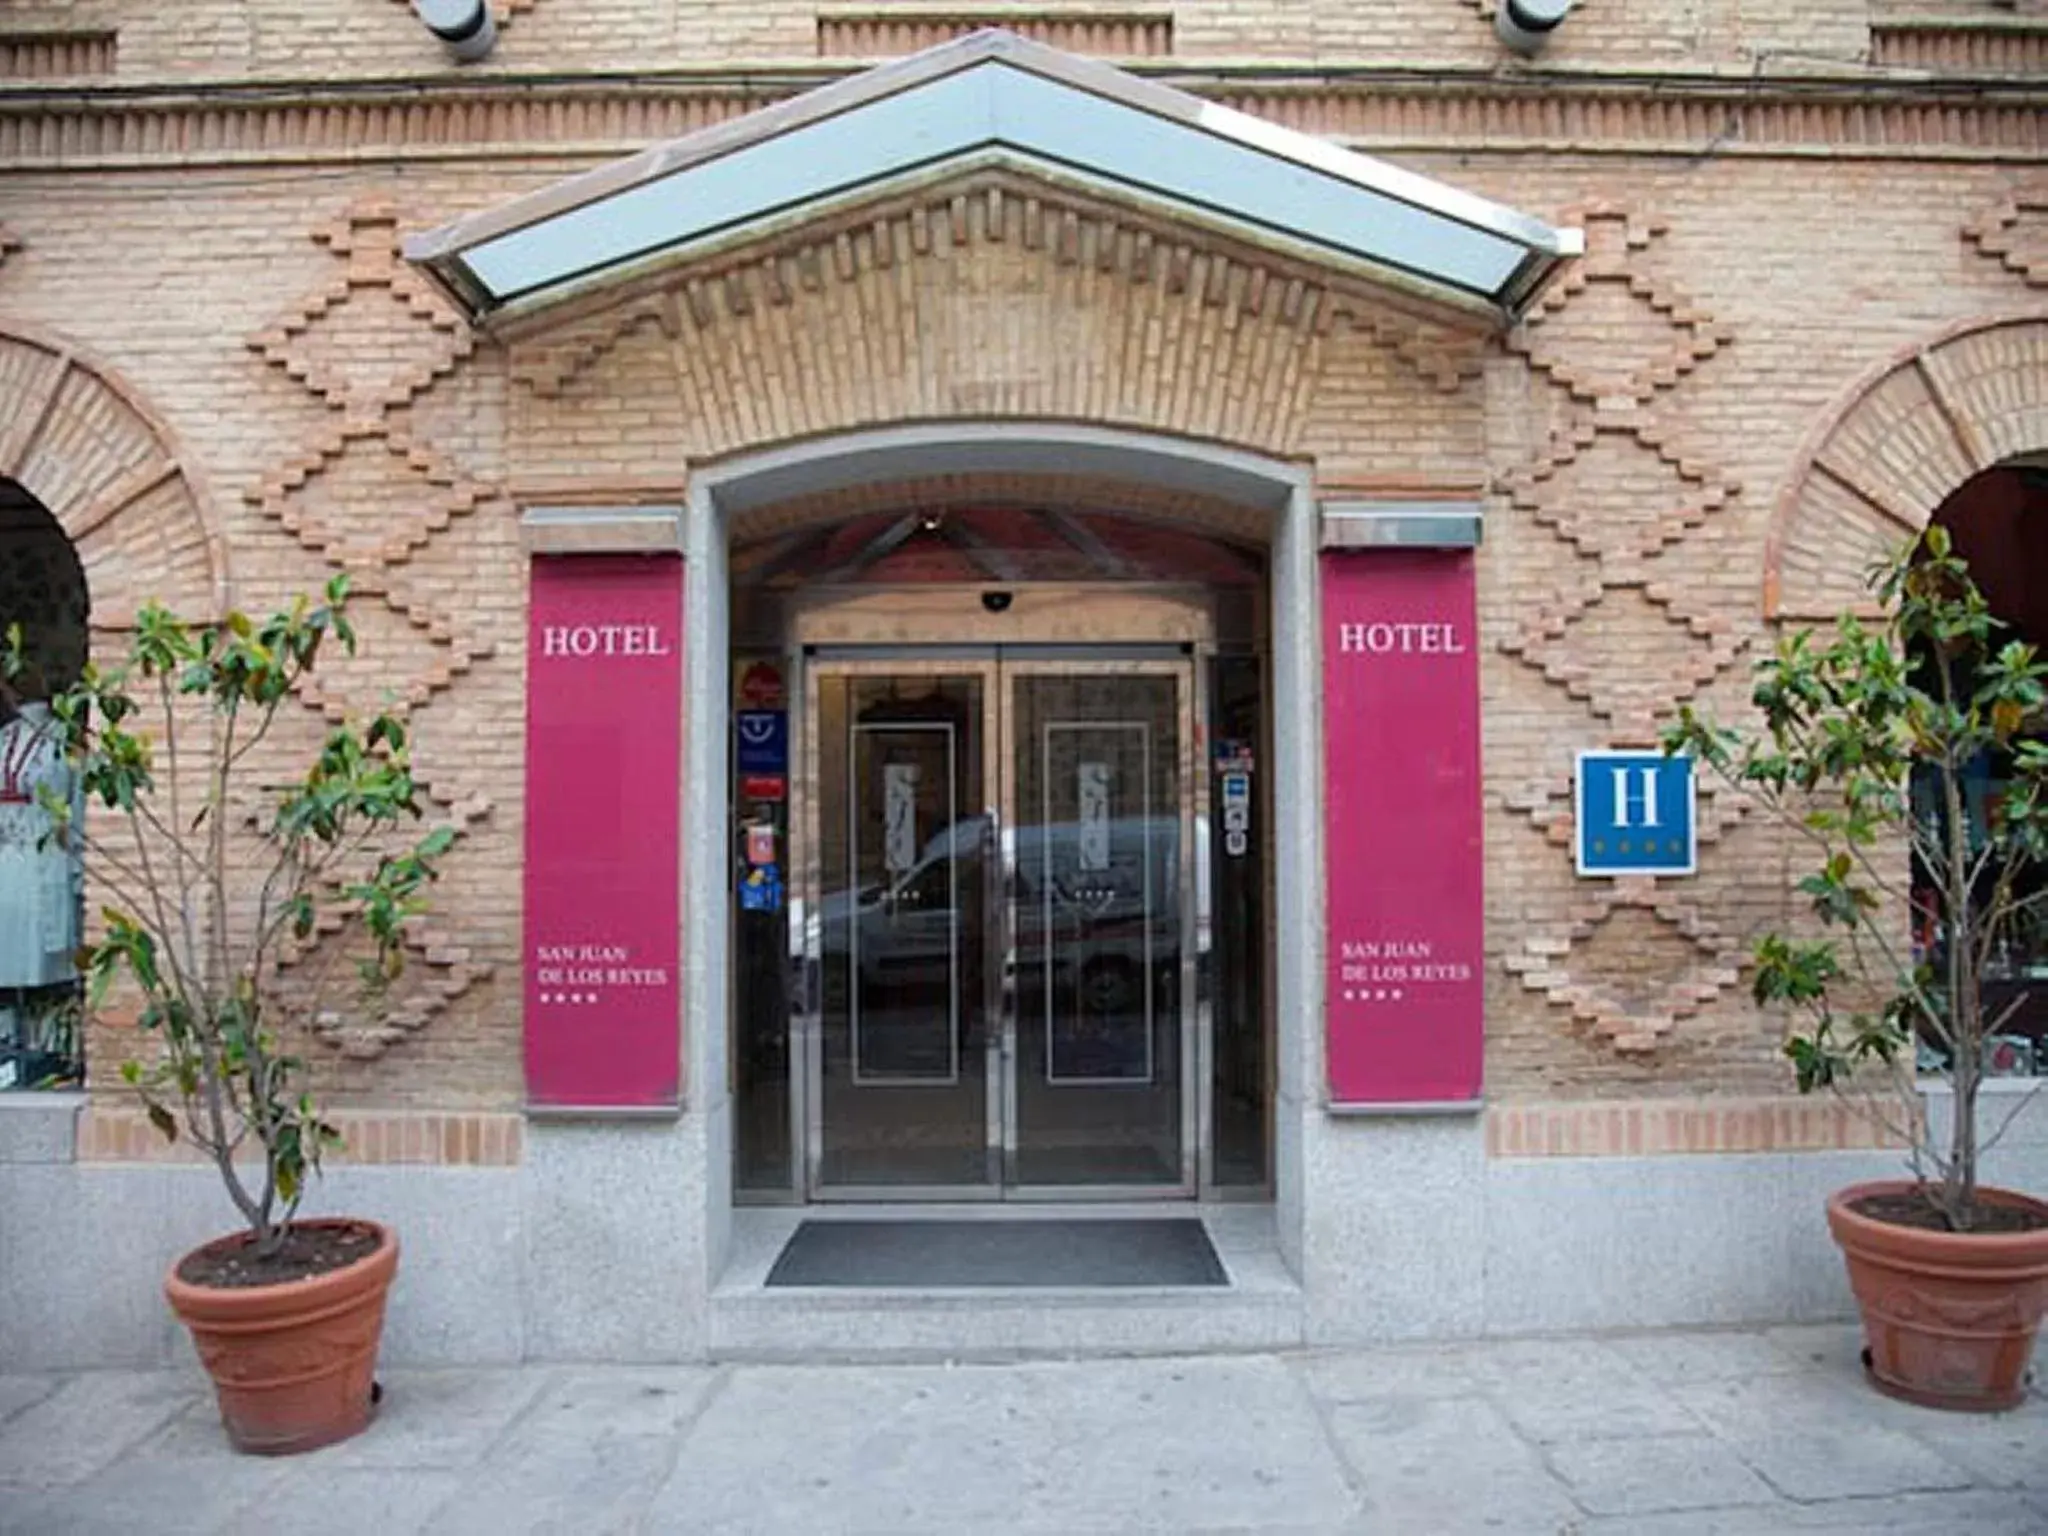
[
  {"x1": 523, "y1": 554, "x2": 684, "y2": 1108},
  {"x1": 1321, "y1": 549, "x2": 1484, "y2": 1104}
]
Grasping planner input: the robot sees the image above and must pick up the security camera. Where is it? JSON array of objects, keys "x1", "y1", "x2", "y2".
[
  {"x1": 981, "y1": 591, "x2": 1015, "y2": 614},
  {"x1": 1496, "y1": 0, "x2": 1573, "y2": 55}
]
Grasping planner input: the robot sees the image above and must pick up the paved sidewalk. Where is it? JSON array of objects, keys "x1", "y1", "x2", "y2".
[{"x1": 3, "y1": 1325, "x2": 2047, "y2": 1534}]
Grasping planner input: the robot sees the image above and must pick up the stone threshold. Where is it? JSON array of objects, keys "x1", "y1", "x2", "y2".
[{"x1": 711, "y1": 1203, "x2": 1302, "y2": 1362}]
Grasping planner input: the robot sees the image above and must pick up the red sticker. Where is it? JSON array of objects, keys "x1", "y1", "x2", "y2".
[
  {"x1": 738, "y1": 661, "x2": 786, "y2": 709},
  {"x1": 742, "y1": 773, "x2": 787, "y2": 803}
]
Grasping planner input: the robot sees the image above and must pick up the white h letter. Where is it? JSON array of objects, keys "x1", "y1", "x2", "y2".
[{"x1": 1612, "y1": 767, "x2": 1660, "y2": 829}]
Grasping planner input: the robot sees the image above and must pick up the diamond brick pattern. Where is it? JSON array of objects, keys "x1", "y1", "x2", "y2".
[
  {"x1": 1500, "y1": 575, "x2": 1748, "y2": 744},
  {"x1": 276, "y1": 770, "x2": 495, "y2": 1062},
  {"x1": 1499, "y1": 767, "x2": 1755, "y2": 856},
  {"x1": 1501, "y1": 879, "x2": 1744, "y2": 1056},
  {"x1": 1509, "y1": 205, "x2": 1731, "y2": 409},
  {"x1": 1503, "y1": 413, "x2": 1741, "y2": 564},
  {"x1": 250, "y1": 202, "x2": 473, "y2": 417},
  {"x1": 1495, "y1": 199, "x2": 1748, "y2": 1057},
  {"x1": 284, "y1": 577, "x2": 495, "y2": 725},
  {"x1": 1963, "y1": 184, "x2": 2048, "y2": 289},
  {"x1": 245, "y1": 421, "x2": 494, "y2": 573},
  {"x1": 242, "y1": 196, "x2": 501, "y2": 1061}
]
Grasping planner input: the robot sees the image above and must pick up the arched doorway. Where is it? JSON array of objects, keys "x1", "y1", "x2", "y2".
[
  {"x1": 727, "y1": 490, "x2": 1276, "y2": 1200},
  {"x1": 0, "y1": 478, "x2": 89, "y2": 1088}
]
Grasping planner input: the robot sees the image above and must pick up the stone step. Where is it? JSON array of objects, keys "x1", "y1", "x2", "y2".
[
  {"x1": 707, "y1": 1284, "x2": 1305, "y2": 1363},
  {"x1": 711, "y1": 1204, "x2": 1302, "y2": 1362}
]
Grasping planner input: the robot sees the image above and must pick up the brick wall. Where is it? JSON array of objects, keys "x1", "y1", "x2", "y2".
[
  {"x1": 0, "y1": 0, "x2": 1927, "y2": 78},
  {"x1": 1, "y1": 9, "x2": 2044, "y2": 1114}
]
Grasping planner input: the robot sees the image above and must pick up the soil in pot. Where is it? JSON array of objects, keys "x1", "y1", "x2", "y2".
[
  {"x1": 1828, "y1": 1181, "x2": 2048, "y2": 1413},
  {"x1": 1849, "y1": 1191, "x2": 2048, "y2": 1236},
  {"x1": 176, "y1": 1221, "x2": 382, "y2": 1288},
  {"x1": 166, "y1": 1217, "x2": 398, "y2": 1455}
]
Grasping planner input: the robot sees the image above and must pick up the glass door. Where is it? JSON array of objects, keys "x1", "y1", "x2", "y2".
[
  {"x1": 1004, "y1": 662, "x2": 1194, "y2": 1194},
  {"x1": 808, "y1": 664, "x2": 999, "y2": 1195},
  {"x1": 802, "y1": 653, "x2": 1195, "y2": 1199}
]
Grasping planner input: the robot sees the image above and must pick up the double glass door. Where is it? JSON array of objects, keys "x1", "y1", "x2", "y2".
[{"x1": 803, "y1": 655, "x2": 1195, "y2": 1198}]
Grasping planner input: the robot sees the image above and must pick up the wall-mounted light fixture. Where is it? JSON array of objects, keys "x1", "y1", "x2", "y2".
[
  {"x1": 411, "y1": 0, "x2": 498, "y2": 63},
  {"x1": 1496, "y1": 0, "x2": 1574, "y2": 56}
]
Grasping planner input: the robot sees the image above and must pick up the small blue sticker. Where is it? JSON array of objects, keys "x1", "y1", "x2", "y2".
[{"x1": 740, "y1": 863, "x2": 784, "y2": 913}]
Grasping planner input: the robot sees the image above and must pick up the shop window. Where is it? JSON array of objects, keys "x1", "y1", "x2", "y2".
[
  {"x1": 1908, "y1": 460, "x2": 2048, "y2": 1079},
  {"x1": 0, "y1": 479, "x2": 87, "y2": 1089}
]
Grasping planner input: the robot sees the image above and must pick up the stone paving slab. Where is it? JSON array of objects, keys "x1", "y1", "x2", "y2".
[
  {"x1": 1578, "y1": 1487, "x2": 2048, "y2": 1535},
  {"x1": 643, "y1": 1356, "x2": 1358, "y2": 1534},
  {"x1": 0, "y1": 1370, "x2": 197, "y2": 1491},
  {"x1": 307, "y1": 1368, "x2": 554, "y2": 1472},
  {"x1": 1672, "y1": 1374, "x2": 1978, "y2": 1501},
  {"x1": 437, "y1": 1432, "x2": 678, "y2": 1536},
  {"x1": 1544, "y1": 1432, "x2": 1779, "y2": 1516},
  {"x1": 218, "y1": 1467, "x2": 467, "y2": 1536},
  {"x1": 1, "y1": 1327, "x2": 2046, "y2": 1534},
  {"x1": 0, "y1": 1374, "x2": 56, "y2": 1428},
  {"x1": 1324, "y1": 1395, "x2": 1583, "y2": 1533}
]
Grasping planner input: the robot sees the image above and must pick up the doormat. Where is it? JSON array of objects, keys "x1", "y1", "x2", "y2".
[{"x1": 765, "y1": 1218, "x2": 1228, "y2": 1288}]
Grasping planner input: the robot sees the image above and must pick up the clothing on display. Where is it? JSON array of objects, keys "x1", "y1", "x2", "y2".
[{"x1": 0, "y1": 702, "x2": 81, "y2": 988}]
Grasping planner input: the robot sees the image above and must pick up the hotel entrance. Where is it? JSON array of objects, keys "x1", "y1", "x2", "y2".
[
  {"x1": 807, "y1": 653, "x2": 1194, "y2": 1197},
  {"x1": 728, "y1": 504, "x2": 1273, "y2": 1205}
]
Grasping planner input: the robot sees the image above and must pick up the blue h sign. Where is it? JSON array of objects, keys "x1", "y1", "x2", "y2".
[{"x1": 1576, "y1": 751, "x2": 1696, "y2": 876}]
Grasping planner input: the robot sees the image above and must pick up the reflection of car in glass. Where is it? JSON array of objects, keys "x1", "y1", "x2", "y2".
[{"x1": 816, "y1": 814, "x2": 1204, "y2": 1015}]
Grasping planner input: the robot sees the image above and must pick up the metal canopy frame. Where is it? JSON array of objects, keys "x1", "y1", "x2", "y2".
[{"x1": 405, "y1": 30, "x2": 1580, "y2": 327}]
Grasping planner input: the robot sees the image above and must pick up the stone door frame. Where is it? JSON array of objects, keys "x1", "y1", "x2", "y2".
[{"x1": 681, "y1": 421, "x2": 1324, "y2": 1273}]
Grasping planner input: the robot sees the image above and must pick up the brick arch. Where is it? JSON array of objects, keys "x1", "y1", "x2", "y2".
[
  {"x1": 1764, "y1": 313, "x2": 2048, "y2": 621},
  {"x1": 0, "y1": 320, "x2": 227, "y2": 628},
  {"x1": 503, "y1": 170, "x2": 1488, "y2": 482}
]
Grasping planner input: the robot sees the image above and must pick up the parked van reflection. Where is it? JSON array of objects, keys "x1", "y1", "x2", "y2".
[{"x1": 809, "y1": 814, "x2": 1203, "y2": 1082}]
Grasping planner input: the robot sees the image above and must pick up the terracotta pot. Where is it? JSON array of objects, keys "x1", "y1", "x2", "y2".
[
  {"x1": 164, "y1": 1218, "x2": 398, "y2": 1455},
  {"x1": 1827, "y1": 1180, "x2": 2048, "y2": 1412}
]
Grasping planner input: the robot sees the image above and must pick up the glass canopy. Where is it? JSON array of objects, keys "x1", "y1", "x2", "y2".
[{"x1": 407, "y1": 31, "x2": 1580, "y2": 325}]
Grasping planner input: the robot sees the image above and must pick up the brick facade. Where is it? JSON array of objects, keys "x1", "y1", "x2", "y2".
[{"x1": 2, "y1": 1, "x2": 2045, "y2": 1129}]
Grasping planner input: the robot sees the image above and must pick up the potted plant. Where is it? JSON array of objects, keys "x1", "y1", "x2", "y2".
[
  {"x1": 1669, "y1": 525, "x2": 2048, "y2": 1411},
  {"x1": 3, "y1": 577, "x2": 452, "y2": 1453}
]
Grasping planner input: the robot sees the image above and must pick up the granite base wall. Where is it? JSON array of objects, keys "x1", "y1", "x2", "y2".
[{"x1": 8, "y1": 1090, "x2": 2046, "y2": 1370}]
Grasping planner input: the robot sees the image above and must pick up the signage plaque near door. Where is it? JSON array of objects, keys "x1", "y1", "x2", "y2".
[
  {"x1": 1320, "y1": 549, "x2": 1483, "y2": 1107},
  {"x1": 737, "y1": 660, "x2": 786, "y2": 709},
  {"x1": 524, "y1": 553, "x2": 683, "y2": 1109},
  {"x1": 735, "y1": 710, "x2": 788, "y2": 775},
  {"x1": 1575, "y1": 751, "x2": 1696, "y2": 876}
]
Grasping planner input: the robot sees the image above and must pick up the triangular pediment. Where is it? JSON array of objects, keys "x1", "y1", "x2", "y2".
[{"x1": 407, "y1": 30, "x2": 1578, "y2": 329}]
